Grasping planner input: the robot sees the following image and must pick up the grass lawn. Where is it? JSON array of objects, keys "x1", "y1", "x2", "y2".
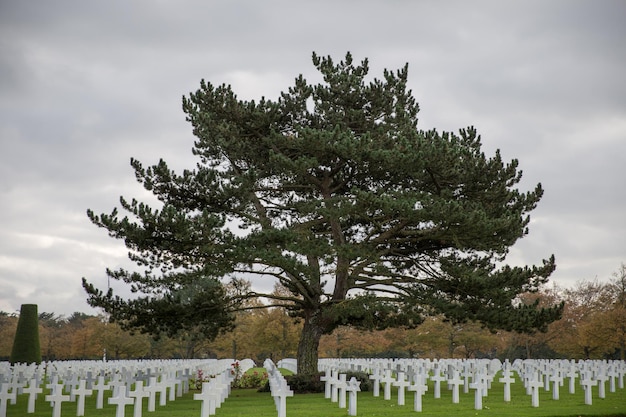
[{"x1": 7, "y1": 371, "x2": 626, "y2": 417}]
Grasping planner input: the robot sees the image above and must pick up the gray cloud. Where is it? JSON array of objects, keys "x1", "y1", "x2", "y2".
[{"x1": 1, "y1": 0, "x2": 624, "y2": 316}]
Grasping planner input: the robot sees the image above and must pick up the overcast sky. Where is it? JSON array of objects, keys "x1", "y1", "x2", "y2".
[{"x1": 1, "y1": 0, "x2": 624, "y2": 317}]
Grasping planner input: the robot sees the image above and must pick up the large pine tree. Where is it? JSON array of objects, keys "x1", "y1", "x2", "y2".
[{"x1": 83, "y1": 53, "x2": 562, "y2": 374}]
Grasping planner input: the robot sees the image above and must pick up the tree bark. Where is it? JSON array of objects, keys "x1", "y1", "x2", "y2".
[{"x1": 296, "y1": 315, "x2": 324, "y2": 375}]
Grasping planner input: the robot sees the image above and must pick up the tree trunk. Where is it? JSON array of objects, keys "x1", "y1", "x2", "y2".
[{"x1": 296, "y1": 316, "x2": 324, "y2": 375}]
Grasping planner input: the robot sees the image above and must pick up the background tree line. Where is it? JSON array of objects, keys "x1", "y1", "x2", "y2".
[{"x1": 2, "y1": 264, "x2": 624, "y2": 362}]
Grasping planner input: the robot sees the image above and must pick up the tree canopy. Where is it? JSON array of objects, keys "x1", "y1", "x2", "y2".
[{"x1": 83, "y1": 52, "x2": 563, "y2": 374}]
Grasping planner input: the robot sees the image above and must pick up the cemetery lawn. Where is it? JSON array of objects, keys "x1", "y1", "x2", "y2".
[{"x1": 7, "y1": 372, "x2": 626, "y2": 417}]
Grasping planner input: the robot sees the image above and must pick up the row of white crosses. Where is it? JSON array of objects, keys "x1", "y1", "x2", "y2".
[
  {"x1": 365, "y1": 365, "x2": 431, "y2": 412},
  {"x1": 276, "y1": 358, "x2": 298, "y2": 374},
  {"x1": 263, "y1": 359, "x2": 294, "y2": 417},
  {"x1": 193, "y1": 368, "x2": 237, "y2": 417},
  {"x1": 318, "y1": 367, "x2": 362, "y2": 416},
  {"x1": 516, "y1": 358, "x2": 626, "y2": 407},
  {"x1": 317, "y1": 357, "x2": 626, "y2": 412},
  {"x1": 0, "y1": 358, "x2": 239, "y2": 417}
]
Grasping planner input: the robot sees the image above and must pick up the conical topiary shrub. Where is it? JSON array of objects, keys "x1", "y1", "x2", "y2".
[{"x1": 10, "y1": 304, "x2": 42, "y2": 365}]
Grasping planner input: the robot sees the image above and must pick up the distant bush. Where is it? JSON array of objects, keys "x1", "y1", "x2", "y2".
[
  {"x1": 260, "y1": 370, "x2": 371, "y2": 394},
  {"x1": 342, "y1": 371, "x2": 372, "y2": 392},
  {"x1": 285, "y1": 373, "x2": 324, "y2": 393}
]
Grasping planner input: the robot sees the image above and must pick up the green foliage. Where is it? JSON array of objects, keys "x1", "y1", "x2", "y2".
[
  {"x1": 83, "y1": 276, "x2": 234, "y2": 340},
  {"x1": 10, "y1": 304, "x2": 41, "y2": 365},
  {"x1": 284, "y1": 373, "x2": 324, "y2": 393},
  {"x1": 326, "y1": 292, "x2": 423, "y2": 331},
  {"x1": 410, "y1": 255, "x2": 563, "y2": 333},
  {"x1": 83, "y1": 51, "x2": 562, "y2": 374},
  {"x1": 234, "y1": 368, "x2": 269, "y2": 389}
]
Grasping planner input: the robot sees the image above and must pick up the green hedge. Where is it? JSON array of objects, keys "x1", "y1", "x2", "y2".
[{"x1": 10, "y1": 304, "x2": 41, "y2": 365}]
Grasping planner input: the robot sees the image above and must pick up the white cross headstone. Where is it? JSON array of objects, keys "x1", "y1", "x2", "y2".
[
  {"x1": 346, "y1": 377, "x2": 361, "y2": 417},
  {"x1": 46, "y1": 375, "x2": 60, "y2": 405},
  {"x1": 217, "y1": 373, "x2": 232, "y2": 406},
  {"x1": 337, "y1": 374, "x2": 348, "y2": 408},
  {"x1": 0, "y1": 383, "x2": 17, "y2": 417},
  {"x1": 550, "y1": 370, "x2": 563, "y2": 400},
  {"x1": 194, "y1": 381, "x2": 219, "y2": 417},
  {"x1": 596, "y1": 370, "x2": 608, "y2": 399},
  {"x1": 157, "y1": 376, "x2": 168, "y2": 406},
  {"x1": 84, "y1": 371, "x2": 96, "y2": 389},
  {"x1": 45, "y1": 383, "x2": 71, "y2": 417},
  {"x1": 448, "y1": 370, "x2": 464, "y2": 404},
  {"x1": 144, "y1": 377, "x2": 160, "y2": 412},
  {"x1": 380, "y1": 369, "x2": 395, "y2": 401},
  {"x1": 608, "y1": 365, "x2": 618, "y2": 393},
  {"x1": 129, "y1": 381, "x2": 150, "y2": 417},
  {"x1": 469, "y1": 375, "x2": 486, "y2": 410},
  {"x1": 166, "y1": 373, "x2": 178, "y2": 402},
  {"x1": 73, "y1": 379, "x2": 93, "y2": 417},
  {"x1": 615, "y1": 362, "x2": 626, "y2": 389},
  {"x1": 65, "y1": 373, "x2": 80, "y2": 402},
  {"x1": 108, "y1": 386, "x2": 135, "y2": 417},
  {"x1": 175, "y1": 370, "x2": 184, "y2": 397},
  {"x1": 6, "y1": 376, "x2": 23, "y2": 405},
  {"x1": 330, "y1": 369, "x2": 339, "y2": 403},
  {"x1": 580, "y1": 375, "x2": 597, "y2": 405},
  {"x1": 431, "y1": 368, "x2": 446, "y2": 399},
  {"x1": 23, "y1": 378, "x2": 43, "y2": 413},
  {"x1": 181, "y1": 368, "x2": 192, "y2": 394},
  {"x1": 498, "y1": 368, "x2": 515, "y2": 402},
  {"x1": 320, "y1": 368, "x2": 332, "y2": 399},
  {"x1": 109, "y1": 375, "x2": 125, "y2": 398},
  {"x1": 271, "y1": 379, "x2": 293, "y2": 417},
  {"x1": 540, "y1": 370, "x2": 549, "y2": 392},
  {"x1": 92, "y1": 375, "x2": 110, "y2": 409},
  {"x1": 461, "y1": 363, "x2": 472, "y2": 393},
  {"x1": 369, "y1": 369, "x2": 381, "y2": 397},
  {"x1": 393, "y1": 372, "x2": 411, "y2": 406},
  {"x1": 526, "y1": 373, "x2": 543, "y2": 408},
  {"x1": 566, "y1": 365, "x2": 577, "y2": 394},
  {"x1": 408, "y1": 374, "x2": 428, "y2": 412}
]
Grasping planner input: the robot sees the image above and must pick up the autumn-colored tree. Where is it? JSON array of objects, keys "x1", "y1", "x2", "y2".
[
  {"x1": 162, "y1": 331, "x2": 211, "y2": 359},
  {"x1": 100, "y1": 322, "x2": 151, "y2": 359},
  {"x1": 39, "y1": 312, "x2": 68, "y2": 361},
  {"x1": 142, "y1": 335, "x2": 178, "y2": 358},
  {"x1": 381, "y1": 327, "x2": 415, "y2": 357},
  {"x1": 70, "y1": 316, "x2": 106, "y2": 359},
  {"x1": 0, "y1": 312, "x2": 18, "y2": 360},
  {"x1": 395, "y1": 316, "x2": 500, "y2": 359},
  {"x1": 501, "y1": 288, "x2": 563, "y2": 359},
  {"x1": 593, "y1": 264, "x2": 626, "y2": 359},
  {"x1": 251, "y1": 307, "x2": 301, "y2": 361},
  {"x1": 320, "y1": 326, "x2": 395, "y2": 358},
  {"x1": 398, "y1": 316, "x2": 447, "y2": 358},
  {"x1": 452, "y1": 321, "x2": 502, "y2": 359},
  {"x1": 250, "y1": 284, "x2": 303, "y2": 361},
  {"x1": 205, "y1": 309, "x2": 259, "y2": 360},
  {"x1": 548, "y1": 280, "x2": 610, "y2": 359}
]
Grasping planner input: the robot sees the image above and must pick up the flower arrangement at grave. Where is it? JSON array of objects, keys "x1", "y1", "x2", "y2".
[
  {"x1": 230, "y1": 361, "x2": 242, "y2": 385},
  {"x1": 192, "y1": 368, "x2": 216, "y2": 390},
  {"x1": 234, "y1": 369, "x2": 270, "y2": 389}
]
